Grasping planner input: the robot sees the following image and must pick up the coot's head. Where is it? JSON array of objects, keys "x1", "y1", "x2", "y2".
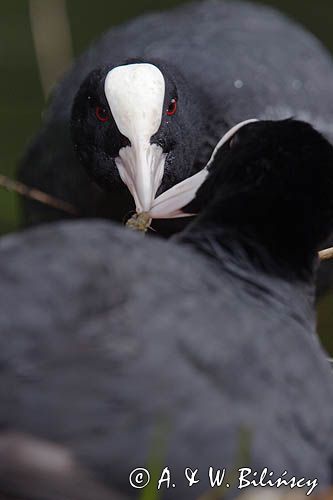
[
  {"x1": 186, "y1": 119, "x2": 333, "y2": 268},
  {"x1": 71, "y1": 60, "x2": 204, "y2": 213}
]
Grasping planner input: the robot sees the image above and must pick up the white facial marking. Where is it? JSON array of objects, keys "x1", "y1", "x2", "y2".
[
  {"x1": 104, "y1": 64, "x2": 166, "y2": 212},
  {"x1": 105, "y1": 63, "x2": 165, "y2": 142}
]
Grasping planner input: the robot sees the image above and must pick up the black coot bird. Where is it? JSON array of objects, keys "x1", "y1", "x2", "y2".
[
  {"x1": 3, "y1": 119, "x2": 333, "y2": 499},
  {"x1": 19, "y1": 0, "x2": 333, "y2": 233}
]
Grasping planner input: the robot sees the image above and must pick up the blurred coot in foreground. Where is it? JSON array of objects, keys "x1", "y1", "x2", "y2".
[
  {"x1": 0, "y1": 432, "x2": 127, "y2": 500},
  {"x1": 2, "y1": 120, "x2": 333, "y2": 499}
]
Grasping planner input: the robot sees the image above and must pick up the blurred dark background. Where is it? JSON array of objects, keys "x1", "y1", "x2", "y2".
[{"x1": 1, "y1": 0, "x2": 333, "y2": 348}]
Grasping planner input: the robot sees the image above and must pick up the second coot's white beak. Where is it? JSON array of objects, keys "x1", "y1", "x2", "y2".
[{"x1": 149, "y1": 118, "x2": 259, "y2": 219}]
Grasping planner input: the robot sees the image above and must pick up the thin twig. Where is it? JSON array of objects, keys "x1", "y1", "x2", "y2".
[
  {"x1": 0, "y1": 175, "x2": 78, "y2": 216},
  {"x1": 2, "y1": 174, "x2": 333, "y2": 257}
]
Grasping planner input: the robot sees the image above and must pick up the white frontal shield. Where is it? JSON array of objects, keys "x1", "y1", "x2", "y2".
[{"x1": 105, "y1": 63, "x2": 167, "y2": 213}]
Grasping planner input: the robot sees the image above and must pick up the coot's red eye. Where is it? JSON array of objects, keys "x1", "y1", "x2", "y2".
[
  {"x1": 167, "y1": 98, "x2": 177, "y2": 116},
  {"x1": 95, "y1": 106, "x2": 110, "y2": 123}
]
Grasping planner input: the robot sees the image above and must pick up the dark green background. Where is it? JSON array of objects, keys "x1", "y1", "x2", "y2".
[{"x1": 1, "y1": 0, "x2": 332, "y2": 347}]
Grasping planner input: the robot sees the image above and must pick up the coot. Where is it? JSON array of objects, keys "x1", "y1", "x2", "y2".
[{"x1": 2, "y1": 119, "x2": 333, "y2": 499}]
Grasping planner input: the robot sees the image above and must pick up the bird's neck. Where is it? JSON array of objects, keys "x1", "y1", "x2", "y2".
[
  {"x1": 178, "y1": 223, "x2": 317, "y2": 334},
  {"x1": 178, "y1": 196, "x2": 319, "y2": 284}
]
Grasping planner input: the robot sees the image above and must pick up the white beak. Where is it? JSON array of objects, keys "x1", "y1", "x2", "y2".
[
  {"x1": 104, "y1": 63, "x2": 166, "y2": 213},
  {"x1": 115, "y1": 139, "x2": 166, "y2": 213},
  {"x1": 149, "y1": 118, "x2": 259, "y2": 219}
]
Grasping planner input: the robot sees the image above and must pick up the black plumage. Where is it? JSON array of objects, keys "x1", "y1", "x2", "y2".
[
  {"x1": 19, "y1": 0, "x2": 333, "y2": 227},
  {"x1": 70, "y1": 59, "x2": 205, "y2": 217},
  {"x1": 184, "y1": 119, "x2": 333, "y2": 277},
  {"x1": 2, "y1": 119, "x2": 333, "y2": 499}
]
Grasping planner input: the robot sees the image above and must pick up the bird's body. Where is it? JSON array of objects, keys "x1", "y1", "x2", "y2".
[
  {"x1": 19, "y1": 0, "x2": 333, "y2": 227},
  {"x1": 5, "y1": 116, "x2": 333, "y2": 499},
  {"x1": 1, "y1": 220, "x2": 333, "y2": 499}
]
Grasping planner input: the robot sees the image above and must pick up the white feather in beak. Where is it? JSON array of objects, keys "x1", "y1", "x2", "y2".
[{"x1": 148, "y1": 118, "x2": 259, "y2": 219}]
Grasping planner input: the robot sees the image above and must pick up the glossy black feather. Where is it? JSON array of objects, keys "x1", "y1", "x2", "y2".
[{"x1": 183, "y1": 119, "x2": 333, "y2": 278}]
